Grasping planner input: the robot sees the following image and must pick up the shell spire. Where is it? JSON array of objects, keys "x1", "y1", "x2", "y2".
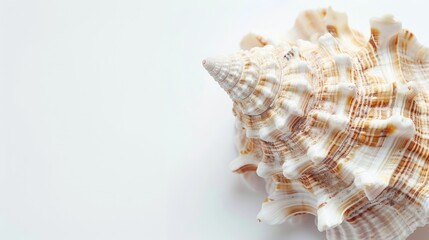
[
  {"x1": 203, "y1": 7, "x2": 429, "y2": 240},
  {"x1": 203, "y1": 47, "x2": 281, "y2": 105},
  {"x1": 202, "y1": 55, "x2": 243, "y2": 95},
  {"x1": 204, "y1": 45, "x2": 312, "y2": 142}
]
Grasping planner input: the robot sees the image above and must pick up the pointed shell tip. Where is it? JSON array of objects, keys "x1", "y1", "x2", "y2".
[{"x1": 202, "y1": 58, "x2": 215, "y2": 72}]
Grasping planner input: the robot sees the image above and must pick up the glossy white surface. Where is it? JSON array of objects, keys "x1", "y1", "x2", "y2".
[{"x1": 1, "y1": 0, "x2": 429, "y2": 239}]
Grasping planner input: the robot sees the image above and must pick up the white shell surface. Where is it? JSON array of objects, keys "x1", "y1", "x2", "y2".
[{"x1": 203, "y1": 7, "x2": 429, "y2": 240}]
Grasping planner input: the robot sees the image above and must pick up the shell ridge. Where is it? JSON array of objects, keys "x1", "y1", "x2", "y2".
[{"x1": 203, "y1": 7, "x2": 429, "y2": 240}]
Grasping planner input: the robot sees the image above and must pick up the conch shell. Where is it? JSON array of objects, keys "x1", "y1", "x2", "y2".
[{"x1": 202, "y1": 7, "x2": 429, "y2": 240}]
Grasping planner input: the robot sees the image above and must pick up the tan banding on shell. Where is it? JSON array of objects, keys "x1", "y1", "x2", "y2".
[{"x1": 203, "y1": 7, "x2": 429, "y2": 240}]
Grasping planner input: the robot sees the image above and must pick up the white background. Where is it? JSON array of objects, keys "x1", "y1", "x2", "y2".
[{"x1": 1, "y1": 0, "x2": 429, "y2": 239}]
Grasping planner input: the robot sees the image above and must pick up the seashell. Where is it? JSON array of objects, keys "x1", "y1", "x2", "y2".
[{"x1": 202, "y1": 7, "x2": 429, "y2": 240}]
